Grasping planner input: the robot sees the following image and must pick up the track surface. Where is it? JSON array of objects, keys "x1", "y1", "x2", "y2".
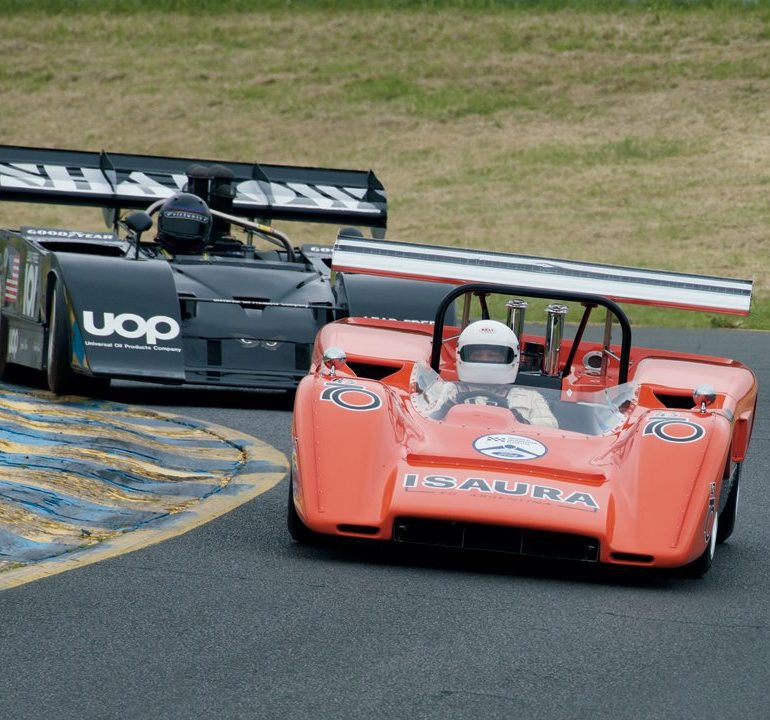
[{"x1": 1, "y1": 328, "x2": 768, "y2": 720}]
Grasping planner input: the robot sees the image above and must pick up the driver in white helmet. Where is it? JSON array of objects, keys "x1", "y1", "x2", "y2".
[{"x1": 431, "y1": 319, "x2": 558, "y2": 427}]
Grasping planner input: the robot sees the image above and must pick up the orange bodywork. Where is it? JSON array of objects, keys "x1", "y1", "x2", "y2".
[{"x1": 291, "y1": 317, "x2": 756, "y2": 570}]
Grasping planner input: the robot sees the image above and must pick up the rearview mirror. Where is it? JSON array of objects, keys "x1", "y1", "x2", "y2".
[
  {"x1": 125, "y1": 211, "x2": 153, "y2": 235},
  {"x1": 693, "y1": 384, "x2": 716, "y2": 412},
  {"x1": 323, "y1": 347, "x2": 347, "y2": 377}
]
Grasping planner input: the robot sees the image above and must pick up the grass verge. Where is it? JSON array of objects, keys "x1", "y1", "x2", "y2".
[{"x1": 0, "y1": 3, "x2": 768, "y2": 328}]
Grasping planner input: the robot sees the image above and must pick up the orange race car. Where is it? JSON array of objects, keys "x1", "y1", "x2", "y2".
[{"x1": 288, "y1": 235, "x2": 757, "y2": 577}]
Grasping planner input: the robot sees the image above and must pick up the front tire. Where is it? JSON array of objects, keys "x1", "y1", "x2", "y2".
[
  {"x1": 717, "y1": 463, "x2": 741, "y2": 544},
  {"x1": 46, "y1": 282, "x2": 81, "y2": 395},
  {"x1": 287, "y1": 474, "x2": 324, "y2": 545},
  {"x1": 682, "y1": 511, "x2": 718, "y2": 579},
  {"x1": 45, "y1": 282, "x2": 110, "y2": 397}
]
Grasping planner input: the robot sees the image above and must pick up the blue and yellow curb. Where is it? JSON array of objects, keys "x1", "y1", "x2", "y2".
[{"x1": 0, "y1": 385, "x2": 288, "y2": 590}]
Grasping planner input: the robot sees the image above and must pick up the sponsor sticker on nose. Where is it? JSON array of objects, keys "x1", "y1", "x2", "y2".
[
  {"x1": 82, "y1": 311, "x2": 180, "y2": 345},
  {"x1": 473, "y1": 434, "x2": 547, "y2": 460}
]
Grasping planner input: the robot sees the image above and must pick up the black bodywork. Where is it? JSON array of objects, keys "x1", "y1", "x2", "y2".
[{"x1": 0, "y1": 144, "x2": 449, "y2": 394}]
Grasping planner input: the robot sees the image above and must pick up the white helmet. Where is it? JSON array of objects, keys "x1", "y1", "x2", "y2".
[{"x1": 456, "y1": 320, "x2": 520, "y2": 384}]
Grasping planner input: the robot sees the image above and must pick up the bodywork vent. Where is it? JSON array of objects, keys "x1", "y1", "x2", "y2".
[
  {"x1": 610, "y1": 552, "x2": 654, "y2": 564},
  {"x1": 347, "y1": 361, "x2": 401, "y2": 381},
  {"x1": 393, "y1": 518, "x2": 599, "y2": 562},
  {"x1": 653, "y1": 392, "x2": 695, "y2": 409},
  {"x1": 337, "y1": 524, "x2": 380, "y2": 536},
  {"x1": 38, "y1": 242, "x2": 124, "y2": 256}
]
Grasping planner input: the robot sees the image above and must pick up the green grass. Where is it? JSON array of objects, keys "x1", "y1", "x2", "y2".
[{"x1": 516, "y1": 137, "x2": 695, "y2": 167}]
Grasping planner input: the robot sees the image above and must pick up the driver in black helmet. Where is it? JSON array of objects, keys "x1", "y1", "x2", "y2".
[{"x1": 155, "y1": 192, "x2": 212, "y2": 255}]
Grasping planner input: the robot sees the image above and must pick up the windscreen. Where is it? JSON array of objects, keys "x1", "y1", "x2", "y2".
[{"x1": 409, "y1": 363, "x2": 636, "y2": 435}]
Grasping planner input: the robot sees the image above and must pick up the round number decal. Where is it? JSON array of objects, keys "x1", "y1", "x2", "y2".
[
  {"x1": 643, "y1": 418, "x2": 705, "y2": 443},
  {"x1": 321, "y1": 382, "x2": 382, "y2": 411}
]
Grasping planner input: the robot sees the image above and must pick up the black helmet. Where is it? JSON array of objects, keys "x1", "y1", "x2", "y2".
[{"x1": 156, "y1": 193, "x2": 212, "y2": 254}]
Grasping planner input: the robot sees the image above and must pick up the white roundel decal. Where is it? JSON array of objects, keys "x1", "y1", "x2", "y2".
[{"x1": 473, "y1": 434, "x2": 547, "y2": 461}]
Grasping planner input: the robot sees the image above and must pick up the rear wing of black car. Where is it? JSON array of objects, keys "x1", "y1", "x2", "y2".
[{"x1": 0, "y1": 144, "x2": 387, "y2": 229}]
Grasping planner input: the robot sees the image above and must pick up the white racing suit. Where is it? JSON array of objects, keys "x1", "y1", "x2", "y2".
[{"x1": 424, "y1": 381, "x2": 559, "y2": 428}]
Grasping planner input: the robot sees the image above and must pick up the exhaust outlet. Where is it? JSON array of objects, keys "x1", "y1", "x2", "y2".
[
  {"x1": 505, "y1": 299, "x2": 528, "y2": 339},
  {"x1": 544, "y1": 303, "x2": 569, "y2": 376}
]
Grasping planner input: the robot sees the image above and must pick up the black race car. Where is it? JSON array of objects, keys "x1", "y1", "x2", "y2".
[{"x1": 0, "y1": 144, "x2": 447, "y2": 394}]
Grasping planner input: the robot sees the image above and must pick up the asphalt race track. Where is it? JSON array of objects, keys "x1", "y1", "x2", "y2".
[{"x1": 0, "y1": 327, "x2": 768, "y2": 720}]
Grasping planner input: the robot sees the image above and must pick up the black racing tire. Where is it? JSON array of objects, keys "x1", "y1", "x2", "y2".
[
  {"x1": 46, "y1": 282, "x2": 82, "y2": 395},
  {"x1": 45, "y1": 282, "x2": 110, "y2": 397},
  {"x1": 681, "y1": 512, "x2": 718, "y2": 579},
  {"x1": 0, "y1": 313, "x2": 37, "y2": 385},
  {"x1": 287, "y1": 474, "x2": 325, "y2": 546},
  {"x1": 717, "y1": 463, "x2": 741, "y2": 544}
]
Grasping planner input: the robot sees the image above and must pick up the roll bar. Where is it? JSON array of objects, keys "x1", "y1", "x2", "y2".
[{"x1": 429, "y1": 283, "x2": 633, "y2": 385}]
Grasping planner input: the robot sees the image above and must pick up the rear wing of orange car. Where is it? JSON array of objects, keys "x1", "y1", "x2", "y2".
[
  {"x1": 0, "y1": 144, "x2": 387, "y2": 229},
  {"x1": 332, "y1": 234, "x2": 752, "y2": 316}
]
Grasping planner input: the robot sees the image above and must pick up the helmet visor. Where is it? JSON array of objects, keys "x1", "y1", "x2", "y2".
[
  {"x1": 160, "y1": 213, "x2": 209, "y2": 239},
  {"x1": 459, "y1": 344, "x2": 515, "y2": 364}
]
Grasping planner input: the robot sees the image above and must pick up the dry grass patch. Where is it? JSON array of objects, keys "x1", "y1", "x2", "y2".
[{"x1": 0, "y1": 8, "x2": 768, "y2": 327}]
